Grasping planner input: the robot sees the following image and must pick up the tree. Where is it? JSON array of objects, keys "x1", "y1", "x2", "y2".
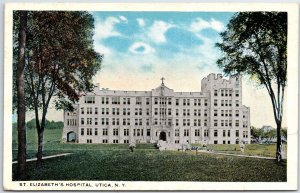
[
  {"x1": 216, "y1": 12, "x2": 287, "y2": 162},
  {"x1": 13, "y1": 11, "x2": 102, "y2": 167},
  {"x1": 15, "y1": 11, "x2": 28, "y2": 180}
]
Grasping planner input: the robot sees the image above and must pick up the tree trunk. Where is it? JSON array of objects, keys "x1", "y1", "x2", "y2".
[
  {"x1": 276, "y1": 122, "x2": 282, "y2": 163},
  {"x1": 36, "y1": 127, "x2": 44, "y2": 167},
  {"x1": 16, "y1": 11, "x2": 27, "y2": 180}
]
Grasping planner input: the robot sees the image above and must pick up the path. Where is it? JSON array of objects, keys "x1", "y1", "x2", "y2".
[
  {"x1": 12, "y1": 153, "x2": 73, "y2": 164},
  {"x1": 198, "y1": 150, "x2": 275, "y2": 160}
]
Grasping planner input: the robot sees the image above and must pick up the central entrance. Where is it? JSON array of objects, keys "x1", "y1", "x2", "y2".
[{"x1": 159, "y1": 131, "x2": 167, "y2": 141}]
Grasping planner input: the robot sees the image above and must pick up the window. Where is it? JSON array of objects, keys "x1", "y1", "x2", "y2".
[
  {"x1": 235, "y1": 90, "x2": 239, "y2": 97},
  {"x1": 168, "y1": 98, "x2": 172, "y2": 105},
  {"x1": 147, "y1": 129, "x2": 151, "y2": 136},
  {"x1": 187, "y1": 99, "x2": 190, "y2": 106},
  {"x1": 112, "y1": 97, "x2": 120, "y2": 104},
  {"x1": 198, "y1": 99, "x2": 201, "y2": 106},
  {"x1": 81, "y1": 118, "x2": 84, "y2": 125},
  {"x1": 175, "y1": 129, "x2": 179, "y2": 137},
  {"x1": 214, "y1": 120, "x2": 218, "y2": 127},
  {"x1": 135, "y1": 119, "x2": 138, "y2": 126},
  {"x1": 155, "y1": 108, "x2": 158, "y2": 115},
  {"x1": 243, "y1": 131, "x2": 248, "y2": 138},
  {"x1": 194, "y1": 119, "x2": 197, "y2": 126},
  {"x1": 176, "y1": 119, "x2": 179, "y2": 126},
  {"x1": 101, "y1": 97, "x2": 105, "y2": 104},
  {"x1": 221, "y1": 120, "x2": 224, "y2": 127},
  {"x1": 81, "y1": 128, "x2": 84, "y2": 135},
  {"x1": 154, "y1": 98, "x2": 158, "y2": 105},
  {"x1": 103, "y1": 128, "x2": 108, "y2": 136},
  {"x1": 125, "y1": 118, "x2": 130, "y2": 126},
  {"x1": 139, "y1": 108, "x2": 142, "y2": 116},
  {"x1": 228, "y1": 130, "x2": 230, "y2": 137},
  {"x1": 146, "y1": 98, "x2": 150, "y2": 105},
  {"x1": 204, "y1": 130, "x2": 209, "y2": 137},
  {"x1": 183, "y1": 99, "x2": 186, "y2": 106},
  {"x1": 176, "y1": 109, "x2": 179, "y2": 116},
  {"x1": 204, "y1": 99, "x2": 208, "y2": 106},
  {"x1": 127, "y1": 108, "x2": 130, "y2": 115},
  {"x1": 236, "y1": 100, "x2": 239, "y2": 107},
  {"x1": 204, "y1": 109, "x2": 208, "y2": 117},
  {"x1": 228, "y1": 141, "x2": 231, "y2": 144},
  {"x1": 123, "y1": 98, "x2": 127, "y2": 105},
  {"x1": 136, "y1": 97, "x2": 142, "y2": 105},
  {"x1": 124, "y1": 140, "x2": 129, "y2": 144},
  {"x1": 183, "y1": 119, "x2": 186, "y2": 126},
  {"x1": 113, "y1": 128, "x2": 119, "y2": 136},
  {"x1": 102, "y1": 139, "x2": 108, "y2": 143},
  {"x1": 106, "y1": 108, "x2": 109, "y2": 115},
  {"x1": 175, "y1": 140, "x2": 180, "y2": 144},
  {"x1": 87, "y1": 128, "x2": 92, "y2": 135},
  {"x1": 194, "y1": 99, "x2": 197, "y2": 106},
  {"x1": 214, "y1": 140, "x2": 218, "y2": 144},
  {"x1": 236, "y1": 110, "x2": 239, "y2": 117},
  {"x1": 87, "y1": 139, "x2": 92, "y2": 143},
  {"x1": 124, "y1": 129, "x2": 129, "y2": 136},
  {"x1": 223, "y1": 130, "x2": 226, "y2": 137},
  {"x1": 94, "y1": 128, "x2": 98, "y2": 135},
  {"x1": 81, "y1": 107, "x2": 84, "y2": 114},
  {"x1": 214, "y1": 99, "x2": 218, "y2": 106},
  {"x1": 139, "y1": 119, "x2": 142, "y2": 126},
  {"x1": 95, "y1": 118, "x2": 98, "y2": 125},
  {"x1": 214, "y1": 130, "x2": 218, "y2": 137},
  {"x1": 113, "y1": 139, "x2": 119, "y2": 144},
  {"x1": 85, "y1": 96, "x2": 95, "y2": 104},
  {"x1": 105, "y1": 97, "x2": 109, "y2": 104},
  {"x1": 187, "y1": 119, "x2": 190, "y2": 126},
  {"x1": 236, "y1": 130, "x2": 239, "y2": 137},
  {"x1": 127, "y1": 98, "x2": 131, "y2": 105},
  {"x1": 214, "y1": 89, "x2": 218, "y2": 96},
  {"x1": 235, "y1": 120, "x2": 239, "y2": 127},
  {"x1": 146, "y1": 108, "x2": 150, "y2": 115},
  {"x1": 112, "y1": 108, "x2": 116, "y2": 115},
  {"x1": 198, "y1": 119, "x2": 201, "y2": 126},
  {"x1": 214, "y1": 110, "x2": 218, "y2": 116},
  {"x1": 204, "y1": 119, "x2": 208, "y2": 126},
  {"x1": 95, "y1": 107, "x2": 98, "y2": 114},
  {"x1": 176, "y1": 99, "x2": 179, "y2": 106},
  {"x1": 168, "y1": 108, "x2": 172, "y2": 115},
  {"x1": 86, "y1": 107, "x2": 93, "y2": 115},
  {"x1": 184, "y1": 129, "x2": 189, "y2": 136},
  {"x1": 195, "y1": 129, "x2": 200, "y2": 137}
]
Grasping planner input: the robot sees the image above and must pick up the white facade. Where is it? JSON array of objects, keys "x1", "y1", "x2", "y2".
[{"x1": 62, "y1": 73, "x2": 250, "y2": 145}]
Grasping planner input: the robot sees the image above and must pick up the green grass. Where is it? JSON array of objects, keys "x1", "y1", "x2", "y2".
[{"x1": 12, "y1": 128, "x2": 287, "y2": 181}]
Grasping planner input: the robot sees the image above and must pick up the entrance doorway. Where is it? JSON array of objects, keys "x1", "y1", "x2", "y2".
[
  {"x1": 67, "y1": 131, "x2": 76, "y2": 142},
  {"x1": 159, "y1": 131, "x2": 167, "y2": 141}
]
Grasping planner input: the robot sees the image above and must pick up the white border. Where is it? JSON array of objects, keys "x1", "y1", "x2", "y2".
[{"x1": 3, "y1": 3, "x2": 299, "y2": 191}]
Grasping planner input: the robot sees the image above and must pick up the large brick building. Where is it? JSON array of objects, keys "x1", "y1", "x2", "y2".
[{"x1": 62, "y1": 73, "x2": 250, "y2": 145}]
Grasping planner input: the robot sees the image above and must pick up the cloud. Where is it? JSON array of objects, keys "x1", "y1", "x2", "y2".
[
  {"x1": 94, "y1": 17, "x2": 121, "y2": 40},
  {"x1": 119, "y1": 15, "x2": 128, "y2": 23},
  {"x1": 147, "y1": 21, "x2": 175, "y2": 43},
  {"x1": 94, "y1": 43, "x2": 111, "y2": 55},
  {"x1": 137, "y1": 18, "x2": 145, "y2": 27},
  {"x1": 129, "y1": 42, "x2": 155, "y2": 54},
  {"x1": 190, "y1": 18, "x2": 224, "y2": 33}
]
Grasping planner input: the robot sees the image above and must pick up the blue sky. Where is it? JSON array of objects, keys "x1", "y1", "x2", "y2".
[{"x1": 91, "y1": 11, "x2": 235, "y2": 89}]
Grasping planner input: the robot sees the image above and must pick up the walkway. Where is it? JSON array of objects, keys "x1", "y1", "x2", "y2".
[
  {"x1": 12, "y1": 153, "x2": 73, "y2": 164},
  {"x1": 198, "y1": 150, "x2": 275, "y2": 160}
]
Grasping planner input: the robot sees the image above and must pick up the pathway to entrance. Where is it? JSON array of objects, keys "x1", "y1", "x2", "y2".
[
  {"x1": 12, "y1": 153, "x2": 73, "y2": 164},
  {"x1": 197, "y1": 150, "x2": 275, "y2": 160}
]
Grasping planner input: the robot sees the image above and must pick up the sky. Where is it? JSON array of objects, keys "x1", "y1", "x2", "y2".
[{"x1": 28, "y1": 11, "x2": 286, "y2": 128}]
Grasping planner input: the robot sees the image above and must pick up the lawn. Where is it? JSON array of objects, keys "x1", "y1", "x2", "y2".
[{"x1": 12, "y1": 128, "x2": 287, "y2": 181}]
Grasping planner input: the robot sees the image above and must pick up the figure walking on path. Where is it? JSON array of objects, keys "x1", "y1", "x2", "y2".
[{"x1": 129, "y1": 142, "x2": 136, "y2": 152}]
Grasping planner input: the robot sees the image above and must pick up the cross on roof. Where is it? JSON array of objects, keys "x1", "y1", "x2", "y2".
[{"x1": 161, "y1": 77, "x2": 165, "y2": 84}]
